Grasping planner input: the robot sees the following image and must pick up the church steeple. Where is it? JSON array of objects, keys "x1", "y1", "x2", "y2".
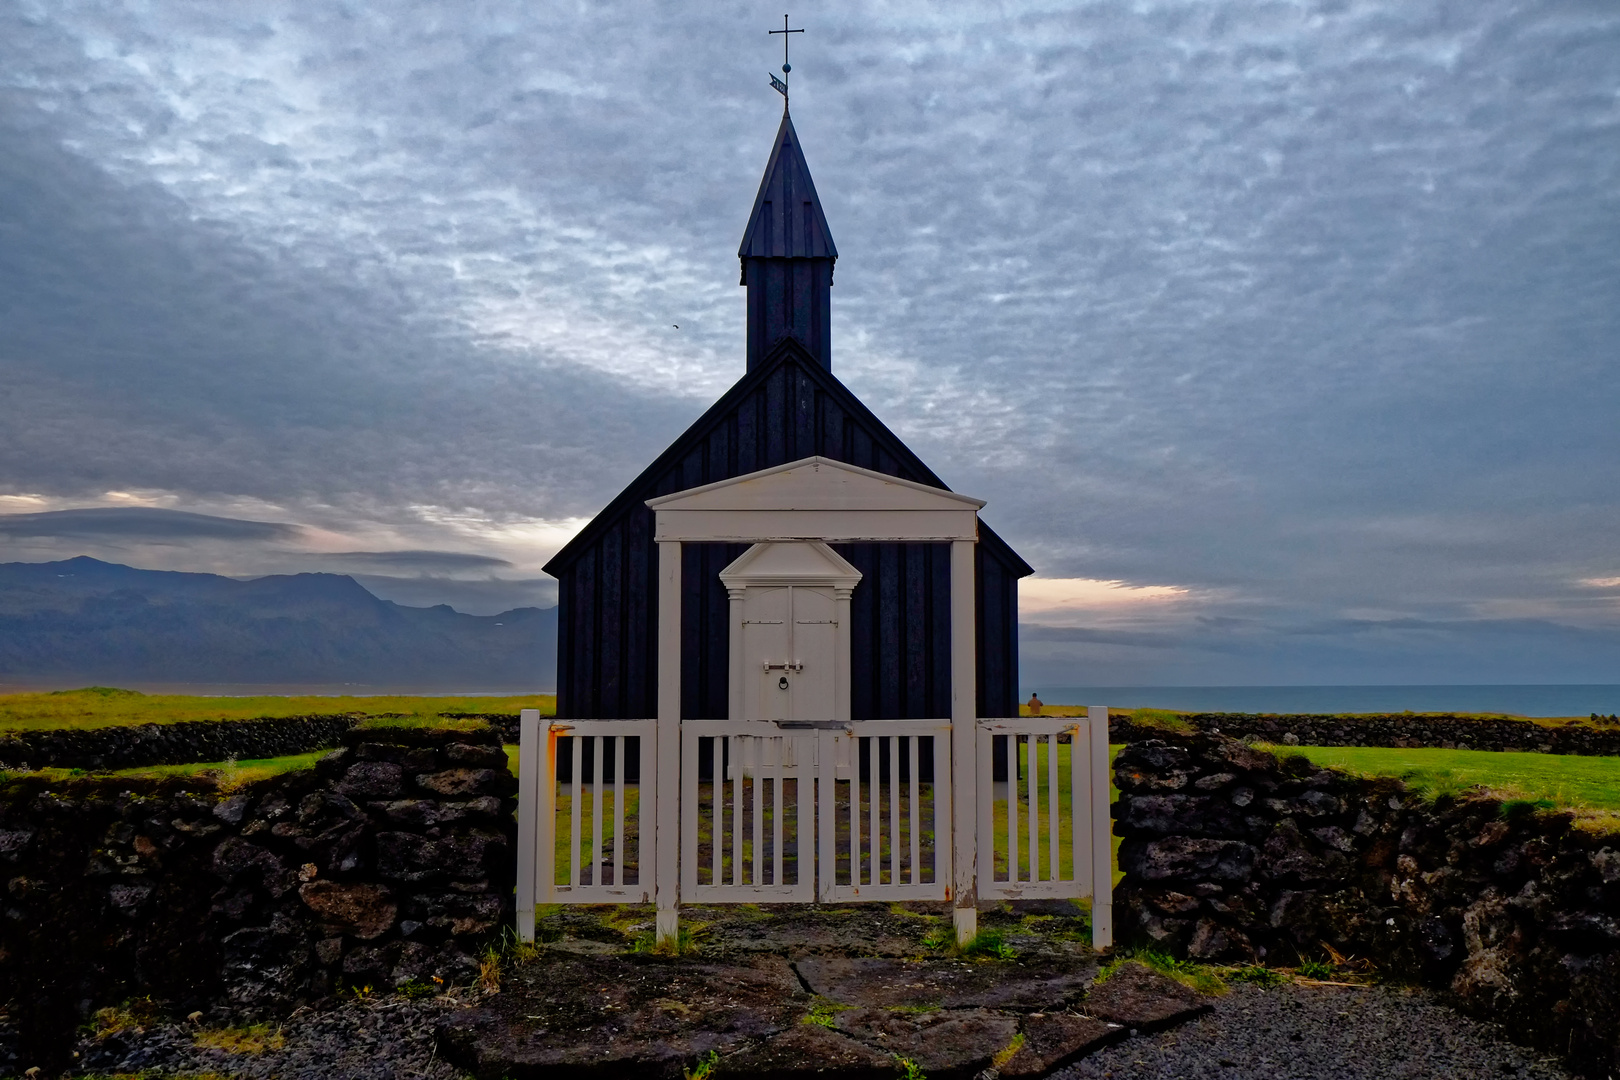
[{"x1": 738, "y1": 111, "x2": 837, "y2": 372}]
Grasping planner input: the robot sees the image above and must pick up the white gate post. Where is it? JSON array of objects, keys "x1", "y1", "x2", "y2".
[
  {"x1": 950, "y1": 538, "x2": 978, "y2": 944},
  {"x1": 1088, "y1": 704, "x2": 1113, "y2": 948},
  {"x1": 655, "y1": 541, "x2": 682, "y2": 944},
  {"x1": 515, "y1": 708, "x2": 542, "y2": 941}
]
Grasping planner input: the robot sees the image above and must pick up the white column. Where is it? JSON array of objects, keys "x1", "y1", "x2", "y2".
[
  {"x1": 727, "y1": 587, "x2": 745, "y2": 721},
  {"x1": 834, "y1": 586, "x2": 853, "y2": 726},
  {"x1": 950, "y1": 538, "x2": 978, "y2": 944},
  {"x1": 655, "y1": 540, "x2": 682, "y2": 944}
]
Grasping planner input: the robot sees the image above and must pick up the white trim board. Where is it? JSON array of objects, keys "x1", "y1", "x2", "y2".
[{"x1": 648, "y1": 456, "x2": 984, "y2": 543}]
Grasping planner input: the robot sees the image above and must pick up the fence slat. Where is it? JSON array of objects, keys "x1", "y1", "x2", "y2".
[
  {"x1": 1027, "y1": 734, "x2": 1040, "y2": 883},
  {"x1": 731, "y1": 736, "x2": 743, "y2": 887},
  {"x1": 576, "y1": 738, "x2": 589, "y2": 893},
  {"x1": 773, "y1": 739, "x2": 785, "y2": 887},
  {"x1": 1007, "y1": 736, "x2": 1019, "y2": 883},
  {"x1": 1071, "y1": 723, "x2": 1088, "y2": 897},
  {"x1": 1047, "y1": 734, "x2": 1060, "y2": 883},
  {"x1": 613, "y1": 736, "x2": 625, "y2": 887},
  {"x1": 867, "y1": 737, "x2": 880, "y2": 886},
  {"x1": 908, "y1": 736, "x2": 921, "y2": 884},
  {"x1": 708, "y1": 737, "x2": 719, "y2": 887},
  {"x1": 590, "y1": 736, "x2": 604, "y2": 887},
  {"x1": 752, "y1": 738, "x2": 763, "y2": 886},
  {"x1": 885, "y1": 736, "x2": 898, "y2": 885},
  {"x1": 849, "y1": 745, "x2": 861, "y2": 885}
]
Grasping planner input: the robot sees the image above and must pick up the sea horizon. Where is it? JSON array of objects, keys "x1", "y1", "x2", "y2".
[{"x1": 1027, "y1": 684, "x2": 1620, "y2": 718}]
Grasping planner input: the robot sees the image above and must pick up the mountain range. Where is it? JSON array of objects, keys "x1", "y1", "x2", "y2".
[{"x1": 0, "y1": 557, "x2": 556, "y2": 689}]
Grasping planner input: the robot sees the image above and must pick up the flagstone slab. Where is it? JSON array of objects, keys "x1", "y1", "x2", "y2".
[
  {"x1": 1080, "y1": 962, "x2": 1214, "y2": 1031},
  {"x1": 832, "y1": 1006, "x2": 1020, "y2": 1079},
  {"x1": 436, "y1": 953, "x2": 805, "y2": 1079},
  {"x1": 713, "y1": 1022, "x2": 896, "y2": 1078},
  {"x1": 997, "y1": 1013, "x2": 1123, "y2": 1078},
  {"x1": 794, "y1": 956, "x2": 1097, "y2": 1011}
]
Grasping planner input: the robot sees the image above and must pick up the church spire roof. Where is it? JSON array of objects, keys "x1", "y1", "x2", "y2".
[
  {"x1": 738, "y1": 111, "x2": 838, "y2": 372},
  {"x1": 738, "y1": 111, "x2": 838, "y2": 267}
]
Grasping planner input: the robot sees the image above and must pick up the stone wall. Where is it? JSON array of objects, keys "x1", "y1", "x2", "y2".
[
  {"x1": 0, "y1": 714, "x2": 359, "y2": 771},
  {"x1": 1112, "y1": 734, "x2": 1620, "y2": 1078},
  {"x1": 1109, "y1": 712, "x2": 1620, "y2": 755},
  {"x1": 0, "y1": 723, "x2": 516, "y2": 1072}
]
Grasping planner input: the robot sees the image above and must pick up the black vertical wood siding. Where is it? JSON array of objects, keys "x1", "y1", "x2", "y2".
[{"x1": 549, "y1": 344, "x2": 1032, "y2": 722}]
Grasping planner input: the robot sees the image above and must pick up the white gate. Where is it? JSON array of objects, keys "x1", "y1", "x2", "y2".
[
  {"x1": 825, "y1": 720, "x2": 952, "y2": 902},
  {"x1": 515, "y1": 716, "x2": 657, "y2": 939},
  {"x1": 680, "y1": 719, "x2": 818, "y2": 902},
  {"x1": 976, "y1": 712, "x2": 1112, "y2": 923},
  {"x1": 516, "y1": 706, "x2": 1113, "y2": 948}
]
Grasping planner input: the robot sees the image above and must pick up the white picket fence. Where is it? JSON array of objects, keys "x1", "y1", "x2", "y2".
[{"x1": 516, "y1": 708, "x2": 1113, "y2": 948}]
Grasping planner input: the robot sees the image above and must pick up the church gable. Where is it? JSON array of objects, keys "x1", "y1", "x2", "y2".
[
  {"x1": 546, "y1": 339, "x2": 1030, "y2": 577},
  {"x1": 547, "y1": 339, "x2": 1030, "y2": 725}
]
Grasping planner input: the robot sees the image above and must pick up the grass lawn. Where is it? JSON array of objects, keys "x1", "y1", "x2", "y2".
[
  {"x1": 1274, "y1": 744, "x2": 1620, "y2": 813},
  {"x1": 0, "y1": 686, "x2": 555, "y2": 732},
  {"x1": 1025, "y1": 703, "x2": 1612, "y2": 731},
  {"x1": 2, "y1": 749, "x2": 330, "y2": 791}
]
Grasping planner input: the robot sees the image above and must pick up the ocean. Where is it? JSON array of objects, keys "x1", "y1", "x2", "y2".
[{"x1": 1025, "y1": 685, "x2": 1620, "y2": 718}]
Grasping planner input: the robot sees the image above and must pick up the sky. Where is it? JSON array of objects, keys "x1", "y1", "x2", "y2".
[{"x1": 1, "y1": 0, "x2": 1617, "y2": 687}]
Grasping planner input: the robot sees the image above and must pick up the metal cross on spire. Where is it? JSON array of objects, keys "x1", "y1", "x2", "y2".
[{"x1": 768, "y1": 15, "x2": 803, "y2": 109}]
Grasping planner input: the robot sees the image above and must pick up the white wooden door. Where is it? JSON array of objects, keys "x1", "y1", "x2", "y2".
[{"x1": 740, "y1": 584, "x2": 838, "y2": 721}]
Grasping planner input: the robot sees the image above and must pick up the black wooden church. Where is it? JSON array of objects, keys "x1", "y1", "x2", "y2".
[{"x1": 544, "y1": 111, "x2": 1032, "y2": 722}]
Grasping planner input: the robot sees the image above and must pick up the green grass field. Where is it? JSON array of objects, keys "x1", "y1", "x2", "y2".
[
  {"x1": 1275, "y1": 744, "x2": 1620, "y2": 812},
  {"x1": 1026, "y1": 703, "x2": 1612, "y2": 732},
  {"x1": 0, "y1": 686, "x2": 554, "y2": 732}
]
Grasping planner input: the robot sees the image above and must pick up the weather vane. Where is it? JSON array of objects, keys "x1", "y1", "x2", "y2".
[{"x1": 768, "y1": 15, "x2": 803, "y2": 108}]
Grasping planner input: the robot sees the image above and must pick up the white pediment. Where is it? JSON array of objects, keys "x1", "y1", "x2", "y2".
[
  {"x1": 646, "y1": 456, "x2": 985, "y2": 513},
  {"x1": 718, "y1": 541, "x2": 863, "y2": 589}
]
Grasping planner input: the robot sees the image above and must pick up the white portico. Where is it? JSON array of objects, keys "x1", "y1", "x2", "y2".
[{"x1": 646, "y1": 455, "x2": 986, "y2": 941}]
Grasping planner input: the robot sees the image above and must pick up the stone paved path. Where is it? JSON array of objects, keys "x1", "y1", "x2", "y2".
[{"x1": 436, "y1": 902, "x2": 1212, "y2": 1079}]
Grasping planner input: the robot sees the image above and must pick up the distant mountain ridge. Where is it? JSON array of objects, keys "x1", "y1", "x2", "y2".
[{"x1": 0, "y1": 556, "x2": 556, "y2": 688}]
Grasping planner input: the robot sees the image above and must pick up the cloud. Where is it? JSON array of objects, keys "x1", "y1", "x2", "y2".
[
  {"x1": 0, "y1": 0, "x2": 1616, "y2": 682},
  {"x1": 1018, "y1": 624, "x2": 1195, "y2": 650},
  {"x1": 315, "y1": 551, "x2": 515, "y2": 572},
  {"x1": 0, "y1": 507, "x2": 300, "y2": 542},
  {"x1": 1019, "y1": 576, "x2": 1192, "y2": 621}
]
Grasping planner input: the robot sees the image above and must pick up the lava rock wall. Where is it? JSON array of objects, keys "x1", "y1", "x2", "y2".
[
  {"x1": 0, "y1": 724, "x2": 516, "y2": 1070},
  {"x1": 1112, "y1": 733, "x2": 1620, "y2": 1078},
  {"x1": 1109, "y1": 712, "x2": 1620, "y2": 755},
  {"x1": 0, "y1": 714, "x2": 359, "y2": 771}
]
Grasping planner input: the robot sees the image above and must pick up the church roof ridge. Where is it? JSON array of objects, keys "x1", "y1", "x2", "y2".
[{"x1": 737, "y1": 111, "x2": 838, "y2": 273}]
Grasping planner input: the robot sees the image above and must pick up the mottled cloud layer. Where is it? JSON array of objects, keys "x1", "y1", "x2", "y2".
[{"x1": 1, "y1": 1, "x2": 1616, "y2": 678}]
